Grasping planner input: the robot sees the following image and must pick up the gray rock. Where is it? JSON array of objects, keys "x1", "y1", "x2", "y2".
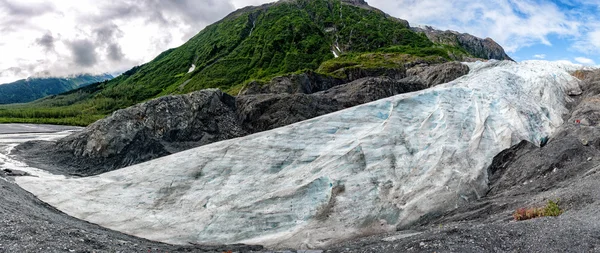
[
  {"x1": 406, "y1": 61, "x2": 470, "y2": 87},
  {"x1": 237, "y1": 76, "x2": 420, "y2": 133}
]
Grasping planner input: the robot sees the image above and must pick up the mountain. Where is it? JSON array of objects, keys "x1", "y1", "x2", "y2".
[
  {"x1": 0, "y1": 0, "x2": 511, "y2": 126},
  {"x1": 0, "y1": 74, "x2": 112, "y2": 104}
]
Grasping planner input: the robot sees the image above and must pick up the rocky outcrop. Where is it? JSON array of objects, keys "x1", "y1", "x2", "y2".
[
  {"x1": 412, "y1": 26, "x2": 513, "y2": 61},
  {"x1": 237, "y1": 77, "x2": 419, "y2": 132},
  {"x1": 406, "y1": 61, "x2": 470, "y2": 87},
  {"x1": 238, "y1": 62, "x2": 469, "y2": 132},
  {"x1": 15, "y1": 62, "x2": 470, "y2": 176},
  {"x1": 17, "y1": 89, "x2": 246, "y2": 175}
]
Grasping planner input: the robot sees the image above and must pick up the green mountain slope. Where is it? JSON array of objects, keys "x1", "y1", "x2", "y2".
[
  {"x1": 0, "y1": 74, "x2": 112, "y2": 104},
  {"x1": 0, "y1": 0, "x2": 510, "y2": 126}
]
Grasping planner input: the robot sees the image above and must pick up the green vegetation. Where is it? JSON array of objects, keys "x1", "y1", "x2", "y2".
[
  {"x1": 316, "y1": 52, "x2": 447, "y2": 79},
  {"x1": 1, "y1": 0, "x2": 477, "y2": 126},
  {"x1": 513, "y1": 200, "x2": 564, "y2": 221}
]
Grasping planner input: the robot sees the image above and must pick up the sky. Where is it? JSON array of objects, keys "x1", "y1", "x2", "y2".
[{"x1": 0, "y1": 0, "x2": 598, "y2": 84}]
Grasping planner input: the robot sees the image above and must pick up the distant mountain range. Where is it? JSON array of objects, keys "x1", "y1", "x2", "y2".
[{"x1": 0, "y1": 74, "x2": 113, "y2": 104}]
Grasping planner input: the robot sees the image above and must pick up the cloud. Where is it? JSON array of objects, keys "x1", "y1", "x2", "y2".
[
  {"x1": 35, "y1": 32, "x2": 55, "y2": 52},
  {"x1": 107, "y1": 43, "x2": 124, "y2": 61},
  {"x1": 0, "y1": 0, "x2": 56, "y2": 33},
  {"x1": 0, "y1": 67, "x2": 23, "y2": 84},
  {"x1": 0, "y1": 0, "x2": 244, "y2": 83},
  {"x1": 574, "y1": 57, "x2": 595, "y2": 65},
  {"x1": 573, "y1": 28, "x2": 600, "y2": 54},
  {"x1": 0, "y1": 0, "x2": 55, "y2": 16},
  {"x1": 533, "y1": 54, "x2": 546, "y2": 59},
  {"x1": 94, "y1": 23, "x2": 123, "y2": 45},
  {"x1": 368, "y1": 0, "x2": 581, "y2": 53},
  {"x1": 69, "y1": 39, "x2": 98, "y2": 67},
  {"x1": 82, "y1": 0, "x2": 236, "y2": 36}
]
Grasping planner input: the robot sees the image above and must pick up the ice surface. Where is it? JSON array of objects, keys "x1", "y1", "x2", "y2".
[{"x1": 14, "y1": 60, "x2": 583, "y2": 249}]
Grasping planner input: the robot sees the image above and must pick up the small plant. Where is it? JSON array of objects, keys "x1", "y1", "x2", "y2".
[
  {"x1": 513, "y1": 199, "x2": 563, "y2": 221},
  {"x1": 543, "y1": 199, "x2": 563, "y2": 217}
]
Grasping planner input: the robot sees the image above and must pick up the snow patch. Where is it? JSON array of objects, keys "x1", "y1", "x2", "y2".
[
  {"x1": 188, "y1": 64, "x2": 196, "y2": 73},
  {"x1": 14, "y1": 60, "x2": 583, "y2": 249}
]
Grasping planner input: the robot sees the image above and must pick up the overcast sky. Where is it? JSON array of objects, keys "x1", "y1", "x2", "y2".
[{"x1": 0, "y1": 0, "x2": 598, "y2": 84}]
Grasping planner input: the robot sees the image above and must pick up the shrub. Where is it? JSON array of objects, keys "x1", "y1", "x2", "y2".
[{"x1": 513, "y1": 200, "x2": 563, "y2": 221}]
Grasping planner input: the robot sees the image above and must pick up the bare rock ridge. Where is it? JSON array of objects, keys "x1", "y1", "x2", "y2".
[
  {"x1": 15, "y1": 62, "x2": 469, "y2": 176},
  {"x1": 412, "y1": 26, "x2": 513, "y2": 61}
]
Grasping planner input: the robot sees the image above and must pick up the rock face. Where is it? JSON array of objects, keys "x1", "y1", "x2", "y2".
[
  {"x1": 237, "y1": 62, "x2": 469, "y2": 133},
  {"x1": 16, "y1": 62, "x2": 469, "y2": 176},
  {"x1": 412, "y1": 26, "x2": 513, "y2": 61},
  {"x1": 46, "y1": 89, "x2": 246, "y2": 175},
  {"x1": 406, "y1": 61, "x2": 470, "y2": 87},
  {"x1": 237, "y1": 77, "x2": 418, "y2": 132}
]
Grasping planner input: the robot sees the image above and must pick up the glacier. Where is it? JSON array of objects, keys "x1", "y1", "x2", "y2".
[{"x1": 13, "y1": 60, "x2": 583, "y2": 249}]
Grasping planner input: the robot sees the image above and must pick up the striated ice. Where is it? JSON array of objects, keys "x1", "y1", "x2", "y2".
[{"x1": 14, "y1": 60, "x2": 583, "y2": 249}]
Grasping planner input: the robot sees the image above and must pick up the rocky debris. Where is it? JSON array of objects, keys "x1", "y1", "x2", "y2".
[
  {"x1": 2, "y1": 169, "x2": 30, "y2": 177},
  {"x1": 15, "y1": 62, "x2": 469, "y2": 176},
  {"x1": 412, "y1": 26, "x2": 513, "y2": 61}
]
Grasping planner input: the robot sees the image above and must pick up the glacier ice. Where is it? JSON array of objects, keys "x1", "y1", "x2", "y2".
[{"x1": 14, "y1": 60, "x2": 583, "y2": 249}]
